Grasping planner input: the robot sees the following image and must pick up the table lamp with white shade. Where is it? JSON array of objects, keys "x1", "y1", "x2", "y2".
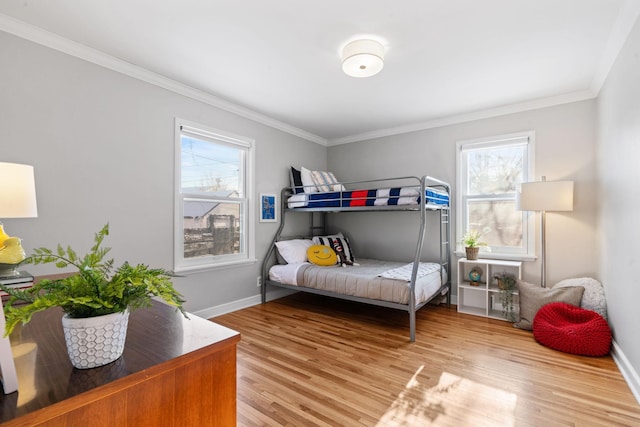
[
  {"x1": 518, "y1": 176, "x2": 574, "y2": 288},
  {"x1": 0, "y1": 162, "x2": 38, "y2": 276},
  {"x1": 0, "y1": 162, "x2": 38, "y2": 394}
]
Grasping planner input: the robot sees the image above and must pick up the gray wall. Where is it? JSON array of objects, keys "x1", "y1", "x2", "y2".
[
  {"x1": 3, "y1": 20, "x2": 636, "y2": 389},
  {"x1": 328, "y1": 100, "x2": 599, "y2": 288},
  {"x1": 597, "y1": 17, "x2": 640, "y2": 391},
  {"x1": 0, "y1": 31, "x2": 325, "y2": 313}
]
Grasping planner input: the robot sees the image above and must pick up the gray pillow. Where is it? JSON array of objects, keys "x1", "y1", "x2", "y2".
[{"x1": 515, "y1": 280, "x2": 584, "y2": 330}]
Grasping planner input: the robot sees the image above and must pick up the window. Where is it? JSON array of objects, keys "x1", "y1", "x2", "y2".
[
  {"x1": 174, "y1": 119, "x2": 255, "y2": 272},
  {"x1": 456, "y1": 132, "x2": 535, "y2": 259}
]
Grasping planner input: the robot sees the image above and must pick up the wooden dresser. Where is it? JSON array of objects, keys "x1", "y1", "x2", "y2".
[{"x1": 0, "y1": 300, "x2": 240, "y2": 426}]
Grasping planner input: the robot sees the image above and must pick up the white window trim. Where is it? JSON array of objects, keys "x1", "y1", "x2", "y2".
[
  {"x1": 174, "y1": 118, "x2": 256, "y2": 273},
  {"x1": 455, "y1": 131, "x2": 536, "y2": 261}
]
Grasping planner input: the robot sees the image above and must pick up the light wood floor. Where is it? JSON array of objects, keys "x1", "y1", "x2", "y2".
[{"x1": 213, "y1": 293, "x2": 640, "y2": 426}]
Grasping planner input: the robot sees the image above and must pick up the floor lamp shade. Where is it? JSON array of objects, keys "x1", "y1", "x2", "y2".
[
  {"x1": 518, "y1": 179, "x2": 574, "y2": 288},
  {"x1": 518, "y1": 181, "x2": 574, "y2": 212},
  {"x1": 0, "y1": 162, "x2": 38, "y2": 218}
]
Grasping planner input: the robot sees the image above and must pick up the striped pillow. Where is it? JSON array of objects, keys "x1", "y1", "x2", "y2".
[
  {"x1": 311, "y1": 170, "x2": 340, "y2": 192},
  {"x1": 312, "y1": 233, "x2": 355, "y2": 265}
]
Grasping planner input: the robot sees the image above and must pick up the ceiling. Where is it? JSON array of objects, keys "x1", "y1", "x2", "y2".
[{"x1": 1, "y1": 1, "x2": 638, "y2": 145}]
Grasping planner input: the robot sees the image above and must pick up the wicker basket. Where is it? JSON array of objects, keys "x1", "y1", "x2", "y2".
[{"x1": 465, "y1": 246, "x2": 479, "y2": 260}]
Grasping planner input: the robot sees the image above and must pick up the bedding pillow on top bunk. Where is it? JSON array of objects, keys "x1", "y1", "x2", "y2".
[
  {"x1": 310, "y1": 170, "x2": 345, "y2": 192},
  {"x1": 289, "y1": 167, "x2": 305, "y2": 194},
  {"x1": 299, "y1": 167, "x2": 318, "y2": 193},
  {"x1": 293, "y1": 166, "x2": 345, "y2": 193}
]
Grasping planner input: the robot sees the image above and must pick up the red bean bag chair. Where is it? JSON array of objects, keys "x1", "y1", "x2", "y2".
[{"x1": 533, "y1": 302, "x2": 612, "y2": 356}]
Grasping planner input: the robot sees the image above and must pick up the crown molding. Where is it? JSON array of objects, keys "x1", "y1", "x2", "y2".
[
  {"x1": 590, "y1": 0, "x2": 640, "y2": 94},
  {"x1": 328, "y1": 89, "x2": 597, "y2": 146},
  {"x1": 2, "y1": 8, "x2": 634, "y2": 149},
  {"x1": 0, "y1": 13, "x2": 327, "y2": 146}
]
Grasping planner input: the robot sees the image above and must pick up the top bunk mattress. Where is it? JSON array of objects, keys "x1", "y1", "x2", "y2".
[
  {"x1": 269, "y1": 258, "x2": 447, "y2": 306},
  {"x1": 287, "y1": 186, "x2": 449, "y2": 209}
]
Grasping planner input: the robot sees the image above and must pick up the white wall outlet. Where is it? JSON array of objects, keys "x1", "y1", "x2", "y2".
[{"x1": 257, "y1": 276, "x2": 262, "y2": 287}]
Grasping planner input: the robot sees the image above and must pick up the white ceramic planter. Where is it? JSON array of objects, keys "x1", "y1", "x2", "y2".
[{"x1": 61, "y1": 310, "x2": 130, "y2": 369}]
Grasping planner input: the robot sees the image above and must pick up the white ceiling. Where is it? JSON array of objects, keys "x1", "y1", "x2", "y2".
[{"x1": 1, "y1": 1, "x2": 639, "y2": 145}]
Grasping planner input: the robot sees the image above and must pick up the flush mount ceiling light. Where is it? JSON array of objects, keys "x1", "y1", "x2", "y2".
[{"x1": 341, "y1": 39, "x2": 385, "y2": 78}]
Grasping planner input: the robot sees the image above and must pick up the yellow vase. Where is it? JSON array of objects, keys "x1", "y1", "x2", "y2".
[
  {"x1": 0, "y1": 223, "x2": 10, "y2": 246},
  {"x1": 0, "y1": 237, "x2": 26, "y2": 264}
]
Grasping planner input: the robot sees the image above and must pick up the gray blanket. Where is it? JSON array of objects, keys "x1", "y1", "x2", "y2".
[{"x1": 296, "y1": 258, "x2": 445, "y2": 305}]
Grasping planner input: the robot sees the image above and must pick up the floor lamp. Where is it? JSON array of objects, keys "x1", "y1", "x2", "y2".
[
  {"x1": 0, "y1": 162, "x2": 39, "y2": 394},
  {"x1": 518, "y1": 177, "x2": 573, "y2": 288}
]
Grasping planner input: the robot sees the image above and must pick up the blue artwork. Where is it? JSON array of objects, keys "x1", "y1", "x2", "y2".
[{"x1": 261, "y1": 194, "x2": 276, "y2": 222}]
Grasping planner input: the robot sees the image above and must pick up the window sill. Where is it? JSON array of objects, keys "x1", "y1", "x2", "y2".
[
  {"x1": 172, "y1": 258, "x2": 257, "y2": 275},
  {"x1": 454, "y1": 251, "x2": 536, "y2": 262}
]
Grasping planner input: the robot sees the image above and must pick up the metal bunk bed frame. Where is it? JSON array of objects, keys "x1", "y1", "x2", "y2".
[{"x1": 260, "y1": 175, "x2": 451, "y2": 342}]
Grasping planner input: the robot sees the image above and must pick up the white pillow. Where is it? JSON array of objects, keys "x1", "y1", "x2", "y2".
[
  {"x1": 553, "y1": 277, "x2": 608, "y2": 320},
  {"x1": 274, "y1": 239, "x2": 313, "y2": 264},
  {"x1": 300, "y1": 166, "x2": 317, "y2": 193}
]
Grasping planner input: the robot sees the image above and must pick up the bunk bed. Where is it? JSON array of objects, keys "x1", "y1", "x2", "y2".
[{"x1": 261, "y1": 173, "x2": 451, "y2": 342}]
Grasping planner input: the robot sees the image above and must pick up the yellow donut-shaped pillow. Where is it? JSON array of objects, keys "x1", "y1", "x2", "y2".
[{"x1": 307, "y1": 245, "x2": 337, "y2": 266}]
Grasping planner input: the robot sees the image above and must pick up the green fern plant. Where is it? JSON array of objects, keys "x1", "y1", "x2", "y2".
[{"x1": 1, "y1": 224, "x2": 186, "y2": 336}]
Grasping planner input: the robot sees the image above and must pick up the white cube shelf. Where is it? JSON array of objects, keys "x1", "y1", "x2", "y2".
[{"x1": 457, "y1": 258, "x2": 522, "y2": 321}]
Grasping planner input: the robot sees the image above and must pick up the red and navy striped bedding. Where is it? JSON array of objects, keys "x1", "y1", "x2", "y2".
[{"x1": 289, "y1": 187, "x2": 449, "y2": 208}]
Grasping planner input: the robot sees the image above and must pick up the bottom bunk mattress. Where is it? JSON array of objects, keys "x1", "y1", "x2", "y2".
[{"x1": 269, "y1": 258, "x2": 447, "y2": 306}]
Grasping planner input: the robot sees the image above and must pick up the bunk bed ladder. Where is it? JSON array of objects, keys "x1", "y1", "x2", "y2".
[
  {"x1": 408, "y1": 176, "x2": 427, "y2": 342},
  {"x1": 408, "y1": 177, "x2": 452, "y2": 342},
  {"x1": 309, "y1": 211, "x2": 327, "y2": 236},
  {"x1": 439, "y1": 206, "x2": 452, "y2": 306}
]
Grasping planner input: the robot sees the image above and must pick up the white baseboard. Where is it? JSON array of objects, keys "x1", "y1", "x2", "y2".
[
  {"x1": 611, "y1": 340, "x2": 640, "y2": 404},
  {"x1": 192, "y1": 288, "x2": 295, "y2": 320}
]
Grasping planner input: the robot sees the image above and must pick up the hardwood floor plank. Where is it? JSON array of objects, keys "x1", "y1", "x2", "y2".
[{"x1": 213, "y1": 293, "x2": 640, "y2": 426}]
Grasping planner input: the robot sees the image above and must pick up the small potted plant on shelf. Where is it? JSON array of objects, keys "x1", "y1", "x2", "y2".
[
  {"x1": 494, "y1": 272, "x2": 517, "y2": 322},
  {"x1": 462, "y1": 229, "x2": 487, "y2": 260},
  {"x1": 0, "y1": 224, "x2": 187, "y2": 369}
]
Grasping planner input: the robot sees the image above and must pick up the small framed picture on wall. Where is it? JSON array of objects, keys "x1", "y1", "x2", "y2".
[{"x1": 260, "y1": 193, "x2": 277, "y2": 223}]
